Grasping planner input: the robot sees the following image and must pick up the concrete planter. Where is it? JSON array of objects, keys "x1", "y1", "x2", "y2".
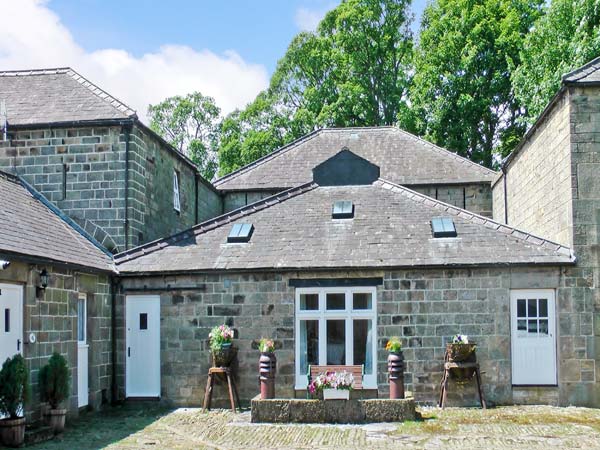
[
  {"x1": 0, "y1": 417, "x2": 26, "y2": 447},
  {"x1": 323, "y1": 389, "x2": 349, "y2": 400},
  {"x1": 48, "y1": 408, "x2": 67, "y2": 434}
]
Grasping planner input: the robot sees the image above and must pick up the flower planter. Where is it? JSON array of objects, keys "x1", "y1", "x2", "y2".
[
  {"x1": 323, "y1": 389, "x2": 350, "y2": 400},
  {"x1": 212, "y1": 343, "x2": 235, "y2": 367},
  {"x1": 259, "y1": 352, "x2": 277, "y2": 399},
  {"x1": 0, "y1": 417, "x2": 26, "y2": 448},
  {"x1": 48, "y1": 408, "x2": 67, "y2": 434},
  {"x1": 387, "y1": 351, "x2": 405, "y2": 399},
  {"x1": 445, "y1": 343, "x2": 476, "y2": 362}
]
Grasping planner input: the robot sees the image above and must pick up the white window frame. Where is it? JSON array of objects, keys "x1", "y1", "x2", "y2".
[
  {"x1": 294, "y1": 286, "x2": 377, "y2": 389},
  {"x1": 173, "y1": 170, "x2": 181, "y2": 213}
]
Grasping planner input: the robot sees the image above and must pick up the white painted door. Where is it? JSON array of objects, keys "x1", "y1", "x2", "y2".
[
  {"x1": 77, "y1": 294, "x2": 89, "y2": 407},
  {"x1": 126, "y1": 296, "x2": 160, "y2": 397},
  {"x1": 0, "y1": 283, "x2": 23, "y2": 365},
  {"x1": 511, "y1": 289, "x2": 557, "y2": 385}
]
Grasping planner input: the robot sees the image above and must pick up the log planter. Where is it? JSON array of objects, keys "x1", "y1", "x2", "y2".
[
  {"x1": 259, "y1": 352, "x2": 277, "y2": 399},
  {"x1": 0, "y1": 417, "x2": 26, "y2": 448},
  {"x1": 387, "y1": 351, "x2": 405, "y2": 399}
]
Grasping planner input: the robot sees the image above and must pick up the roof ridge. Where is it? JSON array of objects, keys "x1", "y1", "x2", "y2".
[
  {"x1": 65, "y1": 68, "x2": 137, "y2": 118},
  {"x1": 391, "y1": 128, "x2": 497, "y2": 176},
  {"x1": 562, "y1": 55, "x2": 600, "y2": 83},
  {"x1": 0, "y1": 67, "x2": 71, "y2": 76},
  {"x1": 115, "y1": 181, "x2": 318, "y2": 264},
  {"x1": 377, "y1": 178, "x2": 574, "y2": 259},
  {"x1": 213, "y1": 129, "x2": 323, "y2": 186}
]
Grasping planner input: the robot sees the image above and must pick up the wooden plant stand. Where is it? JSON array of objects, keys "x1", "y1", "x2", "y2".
[
  {"x1": 438, "y1": 361, "x2": 486, "y2": 409},
  {"x1": 203, "y1": 367, "x2": 241, "y2": 413}
]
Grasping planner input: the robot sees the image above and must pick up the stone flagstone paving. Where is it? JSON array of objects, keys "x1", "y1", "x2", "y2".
[{"x1": 26, "y1": 405, "x2": 600, "y2": 450}]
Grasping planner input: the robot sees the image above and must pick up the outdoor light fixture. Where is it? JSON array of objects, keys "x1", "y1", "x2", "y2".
[
  {"x1": 39, "y1": 269, "x2": 49, "y2": 290},
  {"x1": 0, "y1": 259, "x2": 10, "y2": 270}
]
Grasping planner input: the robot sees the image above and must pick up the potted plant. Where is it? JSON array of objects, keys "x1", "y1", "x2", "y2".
[
  {"x1": 258, "y1": 338, "x2": 276, "y2": 399},
  {"x1": 386, "y1": 337, "x2": 405, "y2": 399},
  {"x1": 308, "y1": 371, "x2": 354, "y2": 400},
  {"x1": 209, "y1": 324, "x2": 235, "y2": 367},
  {"x1": 39, "y1": 352, "x2": 70, "y2": 434},
  {"x1": 0, "y1": 354, "x2": 30, "y2": 447},
  {"x1": 446, "y1": 334, "x2": 476, "y2": 362}
]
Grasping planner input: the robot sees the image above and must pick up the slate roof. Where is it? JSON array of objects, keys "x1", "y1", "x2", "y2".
[
  {"x1": 0, "y1": 171, "x2": 113, "y2": 271},
  {"x1": 563, "y1": 56, "x2": 600, "y2": 85},
  {"x1": 213, "y1": 127, "x2": 497, "y2": 191},
  {"x1": 0, "y1": 68, "x2": 136, "y2": 126},
  {"x1": 115, "y1": 179, "x2": 573, "y2": 274}
]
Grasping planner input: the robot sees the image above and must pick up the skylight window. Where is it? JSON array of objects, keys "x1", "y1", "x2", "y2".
[
  {"x1": 431, "y1": 217, "x2": 457, "y2": 238},
  {"x1": 227, "y1": 223, "x2": 254, "y2": 243},
  {"x1": 332, "y1": 201, "x2": 354, "y2": 219}
]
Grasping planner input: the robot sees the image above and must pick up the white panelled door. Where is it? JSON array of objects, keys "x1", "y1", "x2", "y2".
[
  {"x1": 77, "y1": 294, "x2": 89, "y2": 408},
  {"x1": 126, "y1": 296, "x2": 160, "y2": 397},
  {"x1": 511, "y1": 289, "x2": 557, "y2": 385},
  {"x1": 0, "y1": 284, "x2": 23, "y2": 365}
]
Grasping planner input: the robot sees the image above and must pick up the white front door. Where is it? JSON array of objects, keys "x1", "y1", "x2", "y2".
[
  {"x1": 126, "y1": 295, "x2": 160, "y2": 397},
  {"x1": 511, "y1": 289, "x2": 557, "y2": 385},
  {"x1": 0, "y1": 283, "x2": 23, "y2": 365},
  {"x1": 77, "y1": 294, "x2": 89, "y2": 407}
]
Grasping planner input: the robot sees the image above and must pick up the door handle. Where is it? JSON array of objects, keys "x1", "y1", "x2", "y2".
[
  {"x1": 17, "y1": 339, "x2": 20, "y2": 351},
  {"x1": 128, "y1": 347, "x2": 131, "y2": 357}
]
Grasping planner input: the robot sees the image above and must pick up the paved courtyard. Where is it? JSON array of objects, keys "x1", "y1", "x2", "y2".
[{"x1": 27, "y1": 404, "x2": 600, "y2": 450}]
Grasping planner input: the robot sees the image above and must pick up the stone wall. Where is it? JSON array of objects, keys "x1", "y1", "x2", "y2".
[
  {"x1": 491, "y1": 93, "x2": 573, "y2": 246},
  {"x1": 0, "y1": 125, "x2": 223, "y2": 252},
  {"x1": 118, "y1": 264, "x2": 595, "y2": 408},
  {"x1": 0, "y1": 261, "x2": 112, "y2": 423},
  {"x1": 222, "y1": 183, "x2": 493, "y2": 217}
]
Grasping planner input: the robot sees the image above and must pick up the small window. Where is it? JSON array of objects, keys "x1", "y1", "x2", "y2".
[
  {"x1": 332, "y1": 201, "x2": 354, "y2": 219},
  {"x1": 431, "y1": 217, "x2": 457, "y2": 238},
  {"x1": 77, "y1": 296, "x2": 86, "y2": 343},
  {"x1": 4, "y1": 308, "x2": 9, "y2": 333},
  {"x1": 227, "y1": 223, "x2": 254, "y2": 243},
  {"x1": 139, "y1": 313, "x2": 148, "y2": 330},
  {"x1": 173, "y1": 170, "x2": 181, "y2": 213}
]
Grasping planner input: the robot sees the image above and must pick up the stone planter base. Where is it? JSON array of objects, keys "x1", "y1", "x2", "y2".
[{"x1": 251, "y1": 396, "x2": 416, "y2": 423}]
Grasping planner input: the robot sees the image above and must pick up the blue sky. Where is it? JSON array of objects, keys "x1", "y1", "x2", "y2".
[
  {"x1": 48, "y1": 0, "x2": 428, "y2": 74},
  {"x1": 1, "y1": 1, "x2": 427, "y2": 121}
]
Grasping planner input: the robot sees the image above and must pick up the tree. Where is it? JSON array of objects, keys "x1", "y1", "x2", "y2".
[
  {"x1": 218, "y1": 0, "x2": 414, "y2": 176},
  {"x1": 148, "y1": 92, "x2": 221, "y2": 180},
  {"x1": 512, "y1": 0, "x2": 600, "y2": 123},
  {"x1": 408, "y1": 0, "x2": 543, "y2": 167}
]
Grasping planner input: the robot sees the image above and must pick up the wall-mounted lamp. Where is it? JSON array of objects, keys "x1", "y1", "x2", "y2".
[
  {"x1": 36, "y1": 269, "x2": 49, "y2": 297},
  {"x1": 0, "y1": 260, "x2": 10, "y2": 270}
]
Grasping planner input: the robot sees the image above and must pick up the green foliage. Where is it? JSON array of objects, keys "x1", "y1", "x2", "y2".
[
  {"x1": 218, "y1": 0, "x2": 414, "y2": 176},
  {"x1": 408, "y1": 0, "x2": 543, "y2": 167},
  {"x1": 512, "y1": 0, "x2": 600, "y2": 123},
  {"x1": 148, "y1": 92, "x2": 221, "y2": 180},
  {"x1": 39, "y1": 352, "x2": 70, "y2": 409},
  {"x1": 0, "y1": 354, "x2": 30, "y2": 418}
]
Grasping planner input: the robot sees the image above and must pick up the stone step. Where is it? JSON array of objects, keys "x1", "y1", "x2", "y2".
[{"x1": 25, "y1": 425, "x2": 54, "y2": 445}]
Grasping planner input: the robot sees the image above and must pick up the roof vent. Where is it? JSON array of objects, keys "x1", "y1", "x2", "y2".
[
  {"x1": 227, "y1": 223, "x2": 254, "y2": 243},
  {"x1": 332, "y1": 201, "x2": 354, "y2": 219},
  {"x1": 431, "y1": 217, "x2": 457, "y2": 238}
]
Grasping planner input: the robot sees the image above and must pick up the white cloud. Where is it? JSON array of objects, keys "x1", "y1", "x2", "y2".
[
  {"x1": 0, "y1": 0, "x2": 269, "y2": 121},
  {"x1": 295, "y1": 6, "x2": 330, "y2": 32}
]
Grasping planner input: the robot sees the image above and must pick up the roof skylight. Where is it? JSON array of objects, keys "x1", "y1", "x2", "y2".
[
  {"x1": 431, "y1": 217, "x2": 457, "y2": 238},
  {"x1": 332, "y1": 201, "x2": 354, "y2": 219},
  {"x1": 227, "y1": 223, "x2": 254, "y2": 243}
]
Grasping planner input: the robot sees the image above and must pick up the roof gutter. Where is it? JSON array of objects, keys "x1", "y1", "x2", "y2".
[{"x1": 0, "y1": 250, "x2": 115, "y2": 274}]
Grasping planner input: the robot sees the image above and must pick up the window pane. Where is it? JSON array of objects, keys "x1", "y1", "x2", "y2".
[
  {"x1": 353, "y1": 319, "x2": 373, "y2": 374},
  {"x1": 528, "y1": 299, "x2": 537, "y2": 318},
  {"x1": 517, "y1": 319, "x2": 526, "y2": 331},
  {"x1": 517, "y1": 299, "x2": 526, "y2": 318},
  {"x1": 353, "y1": 293, "x2": 372, "y2": 310},
  {"x1": 139, "y1": 313, "x2": 148, "y2": 330},
  {"x1": 299, "y1": 320, "x2": 319, "y2": 374},
  {"x1": 4, "y1": 308, "x2": 9, "y2": 333},
  {"x1": 326, "y1": 293, "x2": 345, "y2": 310},
  {"x1": 326, "y1": 320, "x2": 345, "y2": 364},
  {"x1": 539, "y1": 319, "x2": 549, "y2": 335},
  {"x1": 77, "y1": 298, "x2": 85, "y2": 342},
  {"x1": 528, "y1": 319, "x2": 537, "y2": 334},
  {"x1": 300, "y1": 294, "x2": 319, "y2": 311},
  {"x1": 539, "y1": 299, "x2": 548, "y2": 317}
]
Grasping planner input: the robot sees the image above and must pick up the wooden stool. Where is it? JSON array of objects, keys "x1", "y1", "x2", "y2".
[
  {"x1": 203, "y1": 367, "x2": 241, "y2": 413},
  {"x1": 438, "y1": 362, "x2": 486, "y2": 409}
]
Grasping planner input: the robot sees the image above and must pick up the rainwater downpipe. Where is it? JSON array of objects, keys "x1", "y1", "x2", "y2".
[
  {"x1": 123, "y1": 124, "x2": 132, "y2": 251},
  {"x1": 502, "y1": 166, "x2": 508, "y2": 225}
]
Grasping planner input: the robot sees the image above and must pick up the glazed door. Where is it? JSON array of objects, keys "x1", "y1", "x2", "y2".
[
  {"x1": 0, "y1": 283, "x2": 23, "y2": 365},
  {"x1": 126, "y1": 295, "x2": 160, "y2": 397},
  {"x1": 511, "y1": 289, "x2": 557, "y2": 385},
  {"x1": 77, "y1": 294, "x2": 89, "y2": 407}
]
